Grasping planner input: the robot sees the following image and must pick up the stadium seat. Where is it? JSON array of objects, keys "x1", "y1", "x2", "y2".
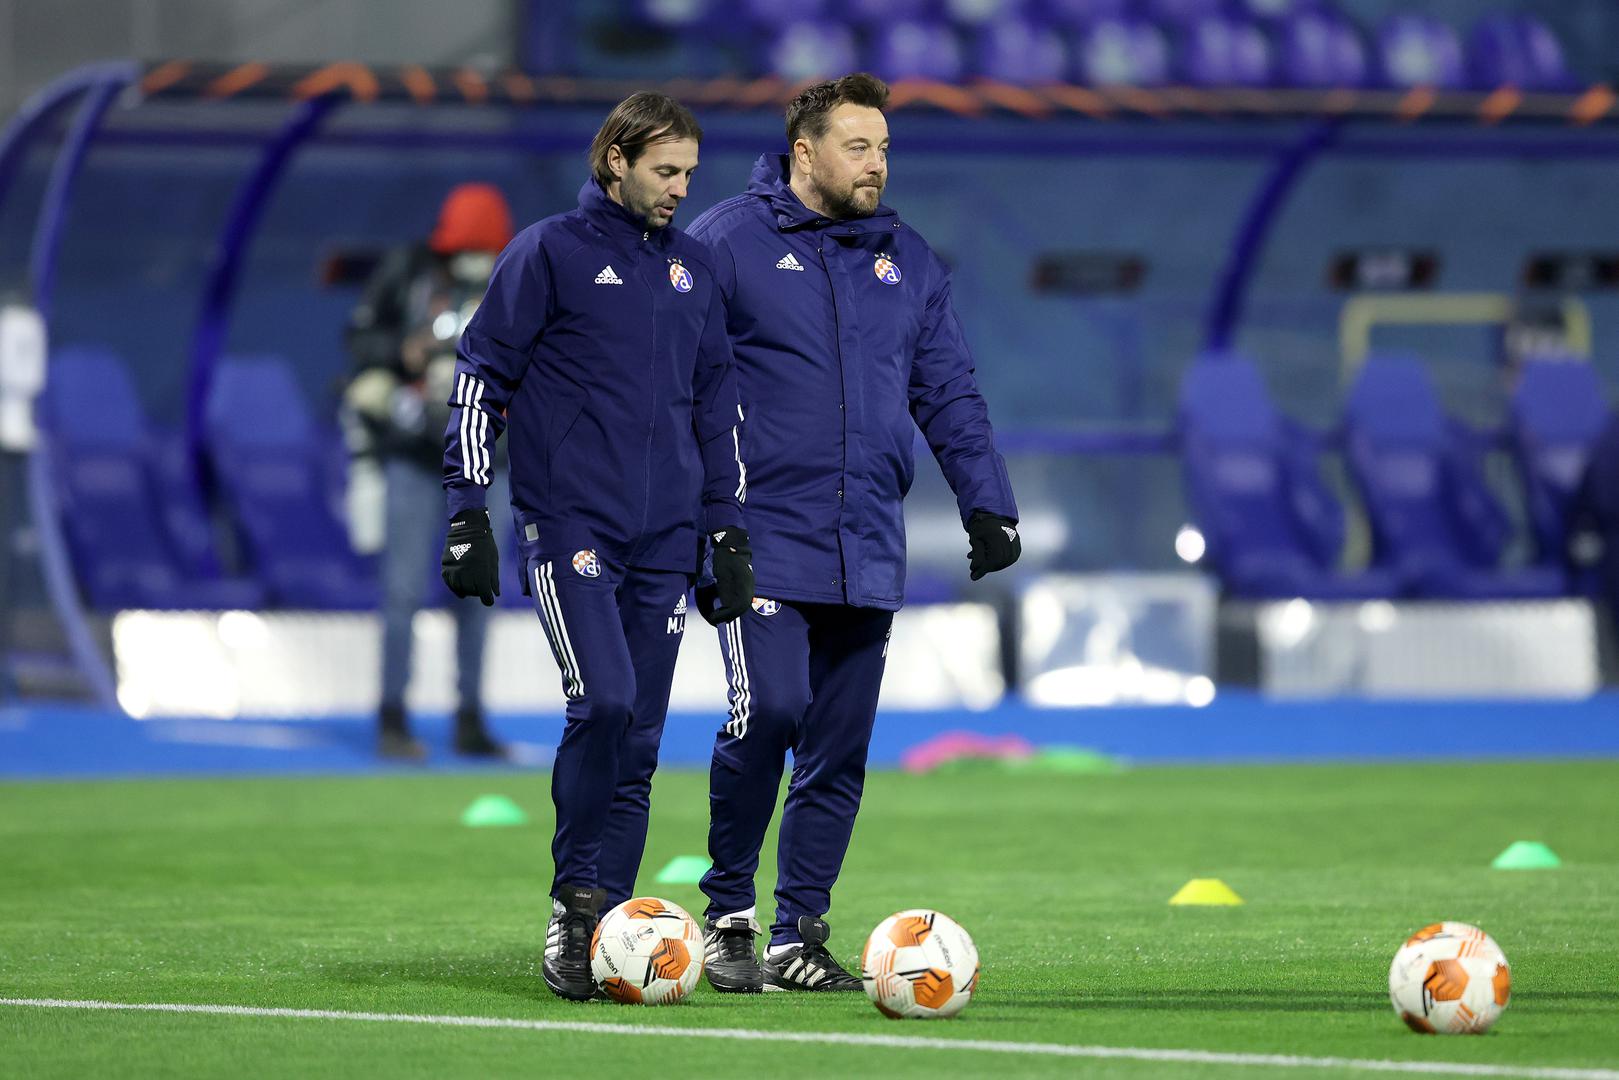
[
  {"x1": 767, "y1": 21, "x2": 860, "y2": 81},
  {"x1": 1175, "y1": 16, "x2": 1273, "y2": 87},
  {"x1": 36, "y1": 347, "x2": 265, "y2": 611},
  {"x1": 1373, "y1": 14, "x2": 1465, "y2": 89},
  {"x1": 1509, "y1": 359, "x2": 1612, "y2": 574},
  {"x1": 1178, "y1": 355, "x2": 1395, "y2": 600},
  {"x1": 943, "y1": 0, "x2": 1028, "y2": 26},
  {"x1": 739, "y1": 0, "x2": 830, "y2": 28},
  {"x1": 840, "y1": 0, "x2": 931, "y2": 26},
  {"x1": 1272, "y1": 9, "x2": 1366, "y2": 88},
  {"x1": 1343, "y1": 354, "x2": 1565, "y2": 599},
  {"x1": 1232, "y1": 0, "x2": 1331, "y2": 22},
  {"x1": 1467, "y1": 13, "x2": 1575, "y2": 92},
  {"x1": 973, "y1": 18, "x2": 1069, "y2": 84},
  {"x1": 1072, "y1": 18, "x2": 1172, "y2": 87},
  {"x1": 868, "y1": 20, "x2": 967, "y2": 83},
  {"x1": 205, "y1": 356, "x2": 377, "y2": 610},
  {"x1": 1039, "y1": 0, "x2": 1130, "y2": 30},
  {"x1": 1141, "y1": 0, "x2": 1226, "y2": 27}
]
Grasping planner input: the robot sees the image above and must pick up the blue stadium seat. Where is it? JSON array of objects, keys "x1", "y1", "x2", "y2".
[
  {"x1": 1040, "y1": 0, "x2": 1130, "y2": 30},
  {"x1": 1142, "y1": 0, "x2": 1226, "y2": 27},
  {"x1": 37, "y1": 347, "x2": 265, "y2": 611},
  {"x1": 1373, "y1": 14, "x2": 1465, "y2": 89},
  {"x1": 1344, "y1": 354, "x2": 1565, "y2": 599},
  {"x1": 973, "y1": 18, "x2": 1069, "y2": 84},
  {"x1": 1467, "y1": 13, "x2": 1575, "y2": 92},
  {"x1": 205, "y1": 356, "x2": 377, "y2": 610},
  {"x1": 1072, "y1": 18, "x2": 1172, "y2": 87},
  {"x1": 740, "y1": 0, "x2": 830, "y2": 28},
  {"x1": 766, "y1": 21, "x2": 860, "y2": 81},
  {"x1": 867, "y1": 20, "x2": 967, "y2": 83},
  {"x1": 943, "y1": 0, "x2": 1028, "y2": 26},
  {"x1": 1509, "y1": 359, "x2": 1612, "y2": 575},
  {"x1": 840, "y1": 0, "x2": 930, "y2": 26},
  {"x1": 1272, "y1": 9, "x2": 1366, "y2": 88},
  {"x1": 1178, "y1": 355, "x2": 1395, "y2": 599},
  {"x1": 1175, "y1": 16, "x2": 1273, "y2": 87}
]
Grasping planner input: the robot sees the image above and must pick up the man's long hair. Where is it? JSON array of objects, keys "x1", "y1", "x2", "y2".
[{"x1": 589, "y1": 92, "x2": 704, "y2": 189}]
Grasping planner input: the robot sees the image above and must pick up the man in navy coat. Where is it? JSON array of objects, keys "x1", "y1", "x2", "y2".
[
  {"x1": 439, "y1": 92, "x2": 755, "y2": 1001},
  {"x1": 687, "y1": 73, "x2": 1021, "y2": 992}
]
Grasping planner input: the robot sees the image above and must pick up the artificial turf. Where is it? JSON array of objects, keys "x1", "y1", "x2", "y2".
[{"x1": 3, "y1": 760, "x2": 1617, "y2": 1078}]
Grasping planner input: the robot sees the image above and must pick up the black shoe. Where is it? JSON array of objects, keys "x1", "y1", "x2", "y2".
[
  {"x1": 453, "y1": 721, "x2": 508, "y2": 759},
  {"x1": 762, "y1": 916, "x2": 862, "y2": 992},
  {"x1": 377, "y1": 728, "x2": 426, "y2": 762},
  {"x1": 703, "y1": 914, "x2": 765, "y2": 993},
  {"x1": 542, "y1": 884, "x2": 605, "y2": 1001}
]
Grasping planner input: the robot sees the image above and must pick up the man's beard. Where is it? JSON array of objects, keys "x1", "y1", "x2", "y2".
[
  {"x1": 621, "y1": 175, "x2": 674, "y2": 229},
  {"x1": 812, "y1": 174, "x2": 883, "y2": 220}
]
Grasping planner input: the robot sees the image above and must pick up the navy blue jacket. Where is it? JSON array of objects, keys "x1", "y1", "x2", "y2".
[
  {"x1": 687, "y1": 155, "x2": 1016, "y2": 609},
  {"x1": 444, "y1": 181, "x2": 746, "y2": 574}
]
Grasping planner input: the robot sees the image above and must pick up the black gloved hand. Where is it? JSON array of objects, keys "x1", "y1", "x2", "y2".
[
  {"x1": 441, "y1": 508, "x2": 500, "y2": 606},
  {"x1": 697, "y1": 526, "x2": 754, "y2": 626},
  {"x1": 966, "y1": 511, "x2": 1021, "y2": 582}
]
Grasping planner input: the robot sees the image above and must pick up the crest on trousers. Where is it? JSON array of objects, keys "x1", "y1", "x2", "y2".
[
  {"x1": 668, "y1": 260, "x2": 694, "y2": 293},
  {"x1": 751, "y1": 597, "x2": 780, "y2": 617},
  {"x1": 572, "y1": 549, "x2": 601, "y2": 578},
  {"x1": 873, "y1": 255, "x2": 902, "y2": 285}
]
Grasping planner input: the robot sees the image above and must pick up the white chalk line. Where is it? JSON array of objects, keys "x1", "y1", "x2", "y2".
[{"x1": 2, "y1": 998, "x2": 1615, "y2": 1079}]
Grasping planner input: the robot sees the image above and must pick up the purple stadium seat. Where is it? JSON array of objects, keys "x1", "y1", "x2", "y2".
[
  {"x1": 1175, "y1": 16, "x2": 1273, "y2": 87},
  {"x1": 1040, "y1": 0, "x2": 1130, "y2": 30},
  {"x1": 1344, "y1": 355, "x2": 1565, "y2": 599},
  {"x1": 1142, "y1": 0, "x2": 1226, "y2": 26},
  {"x1": 1073, "y1": 18, "x2": 1172, "y2": 86},
  {"x1": 974, "y1": 18, "x2": 1068, "y2": 84},
  {"x1": 37, "y1": 347, "x2": 265, "y2": 611},
  {"x1": 840, "y1": 0, "x2": 931, "y2": 25},
  {"x1": 944, "y1": 0, "x2": 1028, "y2": 27},
  {"x1": 633, "y1": 0, "x2": 714, "y2": 29},
  {"x1": 740, "y1": 0, "x2": 830, "y2": 27},
  {"x1": 206, "y1": 357, "x2": 377, "y2": 610},
  {"x1": 1510, "y1": 359, "x2": 1612, "y2": 571},
  {"x1": 1178, "y1": 355, "x2": 1396, "y2": 600},
  {"x1": 868, "y1": 20, "x2": 966, "y2": 82},
  {"x1": 767, "y1": 21, "x2": 860, "y2": 81},
  {"x1": 1374, "y1": 14, "x2": 1465, "y2": 89},
  {"x1": 1232, "y1": 0, "x2": 1329, "y2": 21},
  {"x1": 1468, "y1": 13, "x2": 1575, "y2": 92},
  {"x1": 1272, "y1": 9, "x2": 1366, "y2": 88}
]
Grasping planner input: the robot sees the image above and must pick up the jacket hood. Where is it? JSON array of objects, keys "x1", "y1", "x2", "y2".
[{"x1": 746, "y1": 154, "x2": 897, "y2": 234}]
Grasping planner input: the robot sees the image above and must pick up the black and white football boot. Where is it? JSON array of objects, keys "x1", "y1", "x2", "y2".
[
  {"x1": 762, "y1": 916, "x2": 862, "y2": 992},
  {"x1": 542, "y1": 884, "x2": 605, "y2": 1001},
  {"x1": 703, "y1": 913, "x2": 765, "y2": 993}
]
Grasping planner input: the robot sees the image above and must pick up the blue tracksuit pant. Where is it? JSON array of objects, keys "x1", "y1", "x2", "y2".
[
  {"x1": 528, "y1": 551, "x2": 690, "y2": 908},
  {"x1": 701, "y1": 600, "x2": 893, "y2": 945}
]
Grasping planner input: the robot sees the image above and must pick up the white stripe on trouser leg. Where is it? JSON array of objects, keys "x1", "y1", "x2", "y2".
[
  {"x1": 534, "y1": 563, "x2": 583, "y2": 699},
  {"x1": 456, "y1": 374, "x2": 474, "y2": 482},
  {"x1": 723, "y1": 620, "x2": 751, "y2": 739}
]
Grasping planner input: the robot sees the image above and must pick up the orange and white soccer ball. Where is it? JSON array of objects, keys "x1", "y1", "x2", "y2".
[
  {"x1": 860, "y1": 909, "x2": 979, "y2": 1019},
  {"x1": 590, "y1": 897, "x2": 703, "y2": 1005},
  {"x1": 1388, "y1": 921, "x2": 1511, "y2": 1034}
]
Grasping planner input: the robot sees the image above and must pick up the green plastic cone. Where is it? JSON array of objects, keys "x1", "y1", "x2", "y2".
[
  {"x1": 461, "y1": 794, "x2": 529, "y2": 827},
  {"x1": 1491, "y1": 840, "x2": 1561, "y2": 870},
  {"x1": 654, "y1": 855, "x2": 712, "y2": 885}
]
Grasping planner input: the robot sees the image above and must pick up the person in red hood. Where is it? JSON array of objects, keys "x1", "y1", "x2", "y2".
[{"x1": 343, "y1": 183, "x2": 516, "y2": 760}]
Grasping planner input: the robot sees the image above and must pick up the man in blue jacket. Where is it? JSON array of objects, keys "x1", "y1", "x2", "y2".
[
  {"x1": 438, "y1": 92, "x2": 754, "y2": 1001},
  {"x1": 687, "y1": 73, "x2": 1021, "y2": 992}
]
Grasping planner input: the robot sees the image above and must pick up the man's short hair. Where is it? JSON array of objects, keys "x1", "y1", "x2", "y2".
[
  {"x1": 589, "y1": 92, "x2": 703, "y2": 189},
  {"x1": 785, "y1": 73, "x2": 891, "y2": 147}
]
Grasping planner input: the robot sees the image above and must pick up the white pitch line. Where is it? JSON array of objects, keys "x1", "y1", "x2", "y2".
[{"x1": 3, "y1": 998, "x2": 1616, "y2": 1080}]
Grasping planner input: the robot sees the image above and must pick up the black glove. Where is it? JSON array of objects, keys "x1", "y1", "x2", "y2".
[
  {"x1": 966, "y1": 511, "x2": 1021, "y2": 582},
  {"x1": 696, "y1": 527, "x2": 754, "y2": 626},
  {"x1": 441, "y1": 508, "x2": 500, "y2": 606}
]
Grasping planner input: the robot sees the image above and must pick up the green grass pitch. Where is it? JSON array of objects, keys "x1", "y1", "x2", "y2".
[{"x1": 3, "y1": 760, "x2": 1617, "y2": 1078}]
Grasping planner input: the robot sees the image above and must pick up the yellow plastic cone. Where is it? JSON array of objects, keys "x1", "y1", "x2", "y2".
[{"x1": 1169, "y1": 878, "x2": 1244, "y2": 906}]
